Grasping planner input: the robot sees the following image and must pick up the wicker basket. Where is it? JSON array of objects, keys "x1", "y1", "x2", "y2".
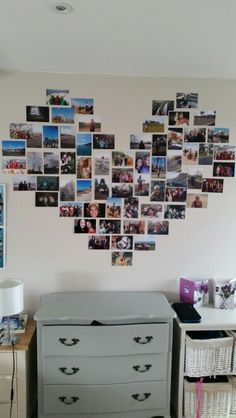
[
  {"x1": 228, "y1": 330, "x2": 236, "y2": 374},
  {"x1": 184, "y1": 377, "x2": 232, "y2": 418},
  {"x1": 228, "y1": 376, "x2": 236, "y2": 414},
  {"x1": 185, "y1": 331, "x2": 234, "y2": 377}
]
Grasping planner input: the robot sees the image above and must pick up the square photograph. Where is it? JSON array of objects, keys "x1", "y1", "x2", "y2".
[
  {"x1": 151, "y1": 156, "x2": 166, "y2": 179},
  {"x1": 134, "y1": 174, "x2": 149, "y2": 196},
  {"x1": 134, "y1": 236, "x2": 156, "y2": 251},
  {"x1": 112, "y1": 151, "x2": 134, "y2": 167},
  {"x1": 187, "y1": 168, "x2": 203, "y2": 190},
  {"x1": 79, "y1": 115, "x2": 101, "y2": 132},
  {"x1": 186, "y1": 193, "x2": 208, "y2": 208},
  {"x1": 168, "y1": 128, "x2": 183, "y2": 150},
  {"x1": 213, "y1": 162, "x2": 235, "y2": 177},
  {"x1": 214, "y1": 145, "x2": 235, "y2": 161},
  {"x1": 71, "y1": 98, "x2": 94, "y2": 114},
  {"x1": 184, "y1": 127, "x2": 206, "y2": 143},
  {"x1": 76, "y1": 133, "x2": 92, "y2": 156},
  {"x1": 13, "y1": 175, "x2": 36, "y2": 191},
  {"x1": 168, "y1": 111, "x2": 190, "y2": 126},
  {"x1": 135, "y1": 151, "x2": 150, "y2": 174},
  {"x1": 152, "y1": 100, "x2": 174, "y2": 115},
  {"x1": 60, "y1": 178, "x2": 75, "y2": 201},
  {"x1": 37, "y1": 176, "x2": 59, "y2": 191},
  {"x1": 98, "y1": 219, "x2": 121, "y2": 234},
  {"x1": 84, "y1": 202, "x2": 106, "y2": 218},
  {"x1": 60, "y1": 152, "x2": 76, "y2": 175},
  {"x1": 194, "y1": 110, "x2": 216, "y2": 126},
  {"x1": 94, "y1": 153, "x2": 110, "y2": 176},
  {"x1": 2, "y1": 140, "x2": 26, "y2": 157},
  {"x1": 93, "y1": 134, "x2": 115, "y2": 149},
  {"x1": 10, "y1": 123, "x2": 32, "y2": 140},
  {"x1": 130, "y1": 134, "x2": 152, "y2": 149},
  {"x1": 51, "y1": 107, "x2": 74, "y2": 124},
  {"x1": 111, "y1": 251, "x2": 133, "y2": 267},
  {"x1": 2, "y1": 158, "x2": 26, "y2": 174},
  {"x1": 35, "y1": 192, "x2": 58, "y2": 207},
  {"x1": 140, "y1": 203, "x2": 162, "y2": 218},
  {"x1": 43, "y1": 125, "x2": 59, "y2": 148},
  {"x1": 150, "y1": 180, "x2": 165, "y2": 201},
  {"x1": 152, "y1": 134, "x2": 167, "y2": 156},
  {"x1": 112, "y1": 167, "x2": 133, "y2": 183},
  {"x1": 123, "y1": 220, "x2": 145, "y2": 234},
  {"x1": 202, "y1": 178, "x2": 224, "y2": 193},
  {"x1": 208, "y1": 128, "x2": 229, "y2": 143},
  {"x1": 176, "y1": 92, "x2": 198, "y2": 109},
  {"x1": 111, "y1": 235, "x2": 133, "y2": 250},
  {"x1": 77, "y1": 179, "x2": 92, "y2": 201},
  {"x1": 44, "y1": 152, "x2": 59, "y2": 174},
  {"x1": 106, "y1": 197, "x2": 122, "y2": 218},
  {"x1": 164, "y1": 204, "x2": 186, "y2": 219},
  {"x1": 94, "y1": 177, "x2": 110, "y2": 200},
  {"x1": 147, "y1": 220, "x2": 169, "y2": 235},
  {"x1": 123, "y1": 197, "x2": 139, "y2": 218},
  {"x1": 46, "y1": 89, "x2": 70, "y2": 106},
  {"x1": 77, "y1": 156, "x2": 92, "y2": 179},
  {"x1": 198, "y1": 144, "x2": 213, "y2": 165},
  {"x1": 74, "y1": 218, "x2": 96, "y2": 234},
  {"x1": 167, "y1": 152, "x2": 182, "y2": 172},
  {"x1": 112, "y1": 183, "x2": 133, "y2": 198},
  {"x1": 60, "y1": 125, "x2": 75, "y2": 148},
  {"x1": 59, "y1": 202, "x2": 82, "y2": 217},
  {"x1": 26, "y1": 106, "x2": 49, "y2": 122},
  {"x1": 27, "y1": 151, "x2": 43, "y2": 174},
  {"x1": 143, "y1": 116, "x2": 165, "y2": 133},
  {"x1": 183, "y1": 144, "x2": 199, "y2": 165},
  {"x1": 88, "y1": 235, "x2": 110, "y2": 250}
]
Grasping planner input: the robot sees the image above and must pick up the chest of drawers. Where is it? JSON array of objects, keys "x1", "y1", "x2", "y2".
[{"x1": 35, "y1": 291, "x2": 175, "y2": 418}]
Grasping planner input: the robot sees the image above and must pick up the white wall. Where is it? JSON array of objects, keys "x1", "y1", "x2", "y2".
[{"x1": 0, "y1": 71, "x2": 235, "y2": 314}]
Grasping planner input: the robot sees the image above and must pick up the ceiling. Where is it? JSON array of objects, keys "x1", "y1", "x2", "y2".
[{"x1": 0, "y1": 0, "x2": 235, "y2": 79}]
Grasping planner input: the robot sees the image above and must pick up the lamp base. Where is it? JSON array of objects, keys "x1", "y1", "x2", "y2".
[{"x1": 0, "y1": 333, "x2": 18, "y2": 346}]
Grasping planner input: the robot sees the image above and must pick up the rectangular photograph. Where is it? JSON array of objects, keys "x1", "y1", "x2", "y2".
[
  {"x1": 74, "y1": 218, "x2": 96, "y2": 234},
  {"x1": 134, "y1": 174, "x2": 149, "y2": 196},
  {"x1": 208, "y1": 128, "x2": 229, "y2": 143},
  {"x1": 52, "y1": 107, "x2": 74, "y2": 124},
  {"x1": 164, "y1": 205, "x2": 186, "y2": 219},
  {"x1": 187, "y1": 168, "x2": 203, "y2": 190},
  {"x1": 123, "y1": 220, "x2": 145, "y2": 234},
  {"x1": 72, "y1": 98, "x2": 94, "y2": 114},
  {"x1": 134, "y1": 236, "x2": 156, "y2": 251},
  {"x1": 2, "y1": 140, "x2": 26, "y2": 157},
  {"x1": 143, "y1": 116, "x2": 165, "y2": 133},
  {"x1": 112, "y1": 168, "x2": 133, "y2": 183},
  {"x1": 77, "y1": 156, "x2": 92, "y2": 179},
  {"x1": 147, "y1": 220, "x2": 169, "y2": 235},
  {"x1": 10, "y1": 123, "x2": 32, "y2": 140},
  {"x1": 76, "y1": 133, "x2": 92, "y2": 156},
  {"x1": 194, "y1": 110, "x2": 216, "y2": 126},
  {"x1": 2, "y1": 158, "x2": 26, "y2": 174},
  {"x1": 183, "y1": 144, "x2": 199, "y2": 165},
  {"x1": 130, "y1": 134, "x2": 152, "y2": 149},
  {"x1": 152, "y1": 134, "x2": 167, "y2": 156},
  {"x1": 184, "y1": 127, "x2": 206, "y2": 143},
  {"x1": 111, "y1": 251, "x2": 133, "y2": 266},
  {"x1": 26, "y1": 106, "x2": 49, "y2": 122},
  {"x1": 44, "y1": 152, "x2": 59, "y2": 174},
  {"x1": 202, "y1": 178, "x2": 224, "y2": 193},
  {"x1": 43, "y1": 125, "x2": 59, "y2": 148},
  {"x1": 60, "y1": 152, "x2": 76, "y2": 175},
  {"x1": 186, "y1": 193, "x2": 208, "y2": 208},
  {"x1": 93, "y1": 134, "x2": 115, "y2": 149},
  {"x1": 94, "y1": 177, "x2": 110, "y2": 200},
  {"x1": 165, "y1": 187, "x2": 187, "y2": 202},
  {"x1": 166, "y1": 172, "x2": 188, "y2": 188},
  {"x1": 213, "y1": 162, "x2": 235, "y2": 177},
  {"x1": 112, "y1": 183, "x2": 133, "y2": 198},
  {"x1": 98, "y1": 219, "x2": 121, "y2": 234},
  {"x1": 28, "y1": 125, "x2": 42, "y2": 148},
  {"x1": 84, "y1": 202, "x2": 106, "y2": 218},
  {"x1": 123, "y1": 197, "x2": 139, "y2": 219},
  {"x1": 168, "y1": 111, "x2": 190, "y2": 126},
  {"x1": 152, "y1": 100, "x2": 174, "y2": 116},
  {"x1": 79, "y1": 115, "x2": 101, "y2": 132},
  {"x1": 106, "y1": 197, "x2": 121, "y2": 218},
  {"x1": 176, "y1": 92, "x2": 198, "y2": 109},
  {"x1": 13, "y1": 175, "x2": 36, "y2": 191},
  {"x1": 0, "y1": 185, "x2": 6, "y2": 226},
  {"x1": 112, "y1": 151, "x2": 134, "y2": 167},
  {"x1": 198, "y1": 144, "x2": 213, "y2": 165},
  {"x1": 88, "y1": 235, "x2": 110, "y2": 249},
  {"x1": 27, "y1": 151, "x2": 43, "y2": 174},
  {"x1": 46, "y1": 89, "x2": 70, "y2": 106},
  {"x1": 0, "y1": 228, "x2": 5, "y2": 268},
  {"x1": 59, "y1": 202, "x2": 82, "y2": 217},
  {"x1": 150, "y1": 180, "x2": 165, "y2": 201},
  {"x1": 214, "y1": 145, "x2": 235, "y2": 161},
  {"x1": 111, "y1": 235, "x2": 133, "y2": 250},
  {"x1": 60, "y1": 125, "x2": 75, "y2": 148},
  {"x1": 167, "y1": 152, "x2": 182, "y2": 172},
  {"x1": 168, "y1": 128, "x2": 183, "y2": 150},
  {"x1": 140, "y1": 203, "x2": 162, "y2": 218},
  {"x1": 151, "y1": 156, "x2": 166, "y2": 179},
  {"x1": 37, "y1": 176, "x2": 59, "y2": 191},
  {"x1": 94, "y1": 153, "x2": 110, "y2": 176},
  {"x1": 135, "y1": 151, "x2": 150, "y2": 174},
  {"x1": 77, "y1": 179, "x2": 92, "y2": 201},
  {"x1": 60, "y1": 178, "x2": 75, "y2": 202},
  {"x1": 35, "y1": 192, "x2": 58, "y2": 207}
]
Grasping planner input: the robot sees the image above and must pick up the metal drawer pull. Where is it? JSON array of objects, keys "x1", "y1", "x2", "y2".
[
  {"x1": 59, "y1": 367, "x2": 80, "y2": 375},
  {"x1": 59, "y1": 396, "x2": 79, "y2": 404},
  {"x1": 58, "y1": 337, "x2": 80, "y2": 346},
  {"x1": 133, "y1": 336, "x2": 153, "y2": 344},
  {"x1": 132, "y1": 364, "x2": 152, "y2": 373},
  {"x1": 132, "y1": 392, "x2": 151, "y2": 401}
]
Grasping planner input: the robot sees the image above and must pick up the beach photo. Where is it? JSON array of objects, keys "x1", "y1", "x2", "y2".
[
  {"x1": 76, "y1": 133, "x2": 92, "y2": 156},
  {"x1": 79, "y1": 115, "x2": 101, "y2": 132},
  {"x1": 77, "y1": 179, "x2": 92, "y2": 201}
]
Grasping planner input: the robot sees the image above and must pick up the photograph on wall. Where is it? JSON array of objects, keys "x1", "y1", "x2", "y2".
[
  {"x1": 213, "y1": 145, "x2": 235, "y2": 161},
  {"x1": 35, "y1": 192, "x2": 58, "y2": 207},
  {"x1": 140, "y1": 203, "x2": 162, "y2": 218},
  {"x1": 46, "y1": 89, "x2": 70, "y2": 106},
  {"x1": 134, "y1": 236, "x2": 156, "y2": 251},
  {"x1": 37, "y1": 176, "x2": 59, "y2": 191},
  {"x1": 135, "y1": 151, "x2": 150, "y2": 174},
  {"x1": 2, "y1": 140, "x2": 26, "y2": 157},
  {"x1": 152, "y1": 100, "x2": 174, "y2": 116},
  {"x1": 194, "y1": 110, "x2": 216, "y2": 126},
  {"x1": 112, "y1": 151, "x2": 134, "y2": 167},
  {"x1": 0, "y1": 185, "x2": 5, "y2": 226},
  {"x1": 26, "y1": 106, "x2": 49, "y2": 123},
  {"x1": 186, "y1": 193, "x2": 208, "y2": 208},
  {"x1": 167, "y1": 152, "x2": 182, "y2": 172},
  {"x1": 112, "y1": 183, "x2": 133, "y2": 198},
  {"x1": 27, "y1": 151, "x2": 43, "y2": 174},
  {"x1": 84, "y1": 202, "x2": 106, "y2": 218},
  {"x1": 208, "y1": 128, "x2": 229, "y2": 143},
  {"x1": 198, "y1": 144, "x2": 213, "y2": 165},
  {"x1": 13, "y1": 175, "x2": 36, "y2": 191},
  {"x1": 187, "y1": 168, "x2": 203, "y2": 190},
  {"x1": 168, "y1": 128, "x2": 183, "y2": 150},
  {"x1": 76, "y1": 133, "x2": 92, "y2": 156},
  {"x1": 59, "y1": 202, "x2": 82, "y2": 217},
  {"x1": 111, "y1": 251, "x2": 133, "y2": 266},
  {"x1": 52, "y1": 107, "x2": 75, "y2": 124},
  {"x1": 134, "y1": 174, "x2": 149, "y2": 196},
  {"x1": 74, "y1": 218, "x2": 96, "y2": 234},
  {"x1": 60, "y1": 126, "x2": 75, "y2": 148},
  {"x1": 10, "y1": 123, "x2": 32, "y2": 140},
  {"x1": 164, "y1": 204, "x2": 186, "y2": 219},
  {"x1": 2, "y1": 158, "x2": 26, "y2": 174},
  {"x1": 112, "y1": 167, "x2": 133, "y2": 183},
  {"x1": 130, "y1": 134, "x2": 152, "y2": 150},
  {"x1": 184, "y1": 127, "x2": 206, "y2": 143},
  {"x1": 44, "y1": 152, "x2": 59, "y2": 174},
  {"x1": 168, "y1": 111, "x2": 190, "y2": 126},
  {"x1": 123, "y1": 220, "x2": 145, "y2": 234},
  {"x1": 60, "y1": 179, "x2": 75, "y2": 201},
  {"x1": 77, "y1": 179, "x2": 92, "y2": 201},
  {"x1": 123, "y1": 197, "x2": 139, "y2": 218},
  {"x1": 165, "y1": 187, "x2": 187, "y2": 202},
  {"x1": 28, "y1": 125, "x2": 42, "y2": 148},
  {"x1": 71, "y1": 98, "x2": 94, "y2": 114},
  {"x1": 98, "y1": 219, "x2": 121, "y2": 234},
  {"x1": 152, "y1": 134, "x2": 167, "y2": 156},
  {"x1": 213, "y1": 162, "x2": 235, "y2": 177},
  {"x1": 106, "y1": 197, "x2": 121, "y2": 218},
  {"x1": 176, "y1": 92, "x2": 198, "y2": 109},
  {"x1": 151, "y1": 156, "x2": 166, "y2": 179},
  {"x1": 94, "y1": 177, "x2": 110, "y2": 200},
  {"x1": 150, "y1": 180, "x2": 165, "y2": 201},
  {"x1": 143, "y1": 116, "x2": 165, "y2": 133},
  {"x1": 147, "y1": 220, "x2": 169, "y2": 235},
  {"x1": 79, "y1": 115, "x2": 101, "y2": 132},
  {"x1": 166, "y1": 172, "x2": 188, "y2": 188},
  {"x1": 77, "y1": 156, "x2": 92, "y2": 179},
  {"x1": 93, "y1": 134, "x2": 115, "y2": 149},
  {"x1": 94, "y1": 152, "x2": 110, "y2": 175},
  {"x1": 0, "y1": 227, "x2": 5, "y2": 268},
  {"x1": 42, "y1": 125, "x2": 59, "y2": 148},
  {"x1": 202, "y1": 178, "x2": 224, "y2": 193},
  {"x1": 111, "y1": 235, "x2": 133, "y2": 250},
  {"x1": 60, "y1": 152, "x2": 76, "y2": 175},
  {"x1": 88, "y1": 235, "x2": 110, "y2": 249},
  {"x1": 183, "y1": 144, "x2": 199, "y2": 165}
]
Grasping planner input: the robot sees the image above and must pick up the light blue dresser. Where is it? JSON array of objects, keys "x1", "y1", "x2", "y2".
[{"x1": 34, "y1": 292, "x2": 175, "y2": 418}]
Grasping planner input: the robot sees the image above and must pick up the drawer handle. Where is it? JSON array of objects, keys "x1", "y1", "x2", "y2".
[
  {"x1": 132, "y1": 392, "x2": 151, "y2": 402},
  {"x1": 133, "y1": 336, "x2": 153, "y2": 344},
  {"x1": 58, "y1": 337, "x2": 80, "y2": 346},
  {"x1": 59, "y1": 396, "x2": 79, "y2": 404},
  {"x1": 59, "y1": 367, "x2": 80, "y2": 375},
  {"x1": 133, "y1": 364, "x2": 152, "y2": 373}
]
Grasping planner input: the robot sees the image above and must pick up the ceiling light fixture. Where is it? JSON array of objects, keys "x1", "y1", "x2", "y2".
[{"x1": 54, "y1": 3, "x2": 73, "y2": 14}]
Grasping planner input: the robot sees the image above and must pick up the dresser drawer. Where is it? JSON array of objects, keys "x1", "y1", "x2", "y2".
[
  {"x1": 42, "y1": 323, "x2": 169, "y2": 356},
  {"x1": 36, "y1": 410, "x2": 164, "y2": 418},
  {"x1": 43, "y1": 381, "x2": 167, "y2": 414},
  {"x1": 0, "y1": 353, "x2": 16, "y2": 375},
  {"x1": 0, "y1": 403, "x2": 17, "y2": 418},
  {"x1": 43, "y1": 353, "x2": 168, "y2": 384},
  {"x1": 0, "y1": 377, "x2": 17, "y2": 402}
]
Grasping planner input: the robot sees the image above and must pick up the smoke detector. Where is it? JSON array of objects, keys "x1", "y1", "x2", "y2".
[{"x1": 54, "y1": 3, "x2": 73, "y2": 14}]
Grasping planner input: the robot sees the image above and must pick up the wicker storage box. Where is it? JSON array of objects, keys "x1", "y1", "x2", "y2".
[
  {"x1": 228, "y1": 376, "x2": 236, "y2": 414},
  {"x1": 228, "y1": 330, "x2": 236, "y2": 374},
  {"x1": 185, "y1": 331, "x2": 234, "y2": 377},
  {"x1": 184, "y1": 376, "x2": 232, "y2": 418}
]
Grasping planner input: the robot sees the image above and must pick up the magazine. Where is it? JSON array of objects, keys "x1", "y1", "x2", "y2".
[{"x1": 0, "y1": 314, "x2": 28, "y2": 333}]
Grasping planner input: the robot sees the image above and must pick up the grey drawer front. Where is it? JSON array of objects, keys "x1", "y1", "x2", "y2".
[
  {"x1": 43, "y1": 381, "x2": 167, "y2": 414},
  {"x1": 42, "y1": 323, "x2": 169, "y2": 356},
  {"x1": 43, "y1": 353, "x2": 168, "y2": 384},
  {"x1": 38, "y1": 411, "x2": 164, "y2": 418}
]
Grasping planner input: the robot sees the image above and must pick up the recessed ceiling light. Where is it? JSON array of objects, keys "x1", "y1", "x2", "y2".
[{"x1": 54, "y1": 3, "x2": 73, "y2": 14}]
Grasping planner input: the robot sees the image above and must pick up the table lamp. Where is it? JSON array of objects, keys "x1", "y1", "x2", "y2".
[{"x1": 0, "y1": 279, "x2": 24, "y2": 345}]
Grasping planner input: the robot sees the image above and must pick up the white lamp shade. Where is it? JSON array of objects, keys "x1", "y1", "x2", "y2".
[{"x1": 0, "y1": 279, "x2": 24, "y2": 316}]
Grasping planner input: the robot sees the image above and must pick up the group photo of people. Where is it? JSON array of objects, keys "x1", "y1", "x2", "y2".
[
  {"x1": 165, "y1": 187, "x2": 187, "y2": 202},
  {"x1": 202, "y1": 178, "x2": 224, "y2": 193},
  {"x1": 147, "y1": 220, "x2": 169, "y2": 235},
  {"x1": 98, "y1": 220, "x2": 121, "y2": 234},
  {"x1": 112, "y1": 168, "x2": 133, "y2": 183},
  {"x1": 164, "y1": 205, "x2": 185, "y2": 219},
  {"x1": 59, "y1": 203, "x2": 82, "y2": 217},
  {"x1": 123, "y1": 198, "x2": 139, "y2": 218},
  {"x1": 213, "y1": 162, "x2": 235, "y2": 177},
  {"x1": 88, "y1": 235, "x2": 110, "y2": 249},
  {"x1": 214, "y1": 145, "x2": 235, "y2": 161},
  {"x1": 184, "y1": 127, "x2": 206, "y2": 142}
]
